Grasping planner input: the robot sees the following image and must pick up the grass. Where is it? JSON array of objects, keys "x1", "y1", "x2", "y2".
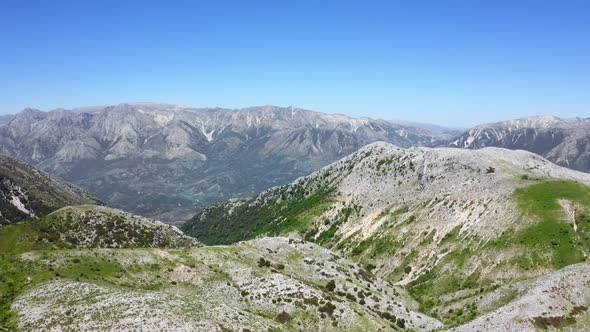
[
  {"x1": 0, "y1": 247, "x2": 196, "y2": 329},
  {"x1": 495, "y1": 179, "x2": 590, "y2": 269},
  {"x1": 514, "y1": 180, "x2": 590, "y2": 217},
  {"x1": 408, "y1": 179, "x2": 590, "y2": 326},
  {"x1": 368, "y1": 236, "x2": 401, "y2": 258},
  {"x1": 0, "y1": 222, "x2": 43, "y2": 255},
  {"x1": 0, "y1": 215, "x2": 186, "y2": 329}
]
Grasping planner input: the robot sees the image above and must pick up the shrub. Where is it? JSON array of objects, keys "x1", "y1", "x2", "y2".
[
  {"x1": 396, "y1": 318, "x2": 406, "y2": 328},
  {"x1": 379, "y1": 311, "x2": 397, "y2": 322},
  {"x1": 303, "y1": 297, "x2": 319, "y2": 306},
  {"x1": 276, "y1": 311, "x2": 291, "y2": 323},
  {"x1": 257, "y1": 257, "x2": 271, "y2": 268},
  {"x1": 345, "y1": 293, "x2": 356, "y2": 302},
  {"x1": 319, "y1": 302, "x2": 336, "y2": 315},
  {"x1": 365, "y1": 263, "x2": 377, "y2": 271},
  {"x1": 325, "y1": 280, "x2": 336, "y2": 291}
]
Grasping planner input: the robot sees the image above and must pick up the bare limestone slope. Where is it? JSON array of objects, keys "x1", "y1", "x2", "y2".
[
  {"x1": 449, "y1": 115, "x2": 590, "y2": 173},
  {"x1": 452, "y1": 262, "x2": 590, "y2": 331},
  {"x1": 184, "y1": 142, "x2": 590, "y2": 326},
  {"x1": 0, "y1": 153, "x2": 99, "y2": 225},
  {"x1": 5, "y1": 237, "x2": 442, "y2": 331}
]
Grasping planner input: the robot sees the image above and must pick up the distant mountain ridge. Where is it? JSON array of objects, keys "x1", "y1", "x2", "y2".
[
  {"x1": 449, "y1": 115, "x2": 590, "y2": 172},
  {"x1": 1, "y1": 103, "x2": 588, "y2": 223},
  {"x1": 0, "y1": 103, "x2": 449, "y2": 223}
]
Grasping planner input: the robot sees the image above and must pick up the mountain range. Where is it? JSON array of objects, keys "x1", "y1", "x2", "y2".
[
  {"x1": 0, "y1": 103, "x2": 588, "y2": 227},
  {"x1": 450, "y1": 115, "x2": 590, "y2": 172},
  {"x1": 0, "y1": 103, "x2": 451, "y2": 223},
  {"x1": 4, "y1": 138, "x2": 590, "y2": 330}
]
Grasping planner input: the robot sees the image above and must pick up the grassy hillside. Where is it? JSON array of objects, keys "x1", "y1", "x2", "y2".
[
  {"x1": 0, "y1": 204, "x2": 201, "y2": 328},
  {"x1": 184, "y1": 182, "x2": 336, "y2": 245},
  {"x1": 407, "y1": 179, "x2": 590, "y2": 324}
]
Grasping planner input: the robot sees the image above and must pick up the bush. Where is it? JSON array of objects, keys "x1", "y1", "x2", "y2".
[
  {"x1": 325, "y1": 280, "x2": 336, "y2": 291},
  {"x1": 276, "y1": 311, "x2": 291, "y2": 323},
  {"x1": 319, "y1": 302, "x2": 336, "y2": 315},
  {"x1": 345, "y1": 293, "x2": 356, "y2": 302},
  {"x1": 257, "y1": 257, "x2": 271, "y2": 268},
  {"x1": 396, "y1": 318, "x2": 406, "y2": 328},
  {"x1": 379, "y1": 311, "x2": 397, "y2": 322}
]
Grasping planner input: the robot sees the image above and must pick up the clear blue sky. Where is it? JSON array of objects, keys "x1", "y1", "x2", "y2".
[{"x1": 1, "y1": 0, "x2": 589, "y2": 127}]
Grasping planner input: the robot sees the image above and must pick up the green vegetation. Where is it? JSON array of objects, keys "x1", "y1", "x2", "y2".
[
  {"x1": 495, "y1": 180, "x2": 590, "y2": 269},
  {"x1": 183, "y1": 182, "x2": 336, "y2": 245},
  {"x1": 317, "y1": 207, "x2": 354, "y2": 244},
  {"x1": 0, "y1": 206, "x2": 196, "y2": 251},
  {"x1": 0, "y1": 219, "x2": 74, "y2": 256},
  {"x1": 408, "y1": 180, "x2": 590, "y2": 326}
]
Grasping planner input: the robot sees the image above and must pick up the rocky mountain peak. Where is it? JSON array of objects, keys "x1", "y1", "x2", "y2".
[
  {"x1": 449, "y1": 115, "x2": 590, "y2": 173},
  {"x1": 0, "y1": 103, "x2": 449, "y2": 222}
]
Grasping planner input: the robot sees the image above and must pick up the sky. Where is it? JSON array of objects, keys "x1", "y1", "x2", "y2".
[{"x1": 1, "y1": 0, "x2": 589, "y2": 127}]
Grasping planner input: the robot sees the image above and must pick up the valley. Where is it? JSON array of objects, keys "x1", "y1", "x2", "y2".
[
  {"x1": 1, "y1": 106, "x2": 590, "y2": 331},
  {"x1": 3, "y1": 1, "x2": 588, "y2": 330},
  {"x1": 0, "y1": 104, "x2": 451, "y2": 223}
]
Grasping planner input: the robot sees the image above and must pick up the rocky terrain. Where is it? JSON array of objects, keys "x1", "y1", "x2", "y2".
[
  {"x1": 35, "y1": 205, "x2": 200, "y2": 248},
  {"x1": 0, "y1": 151, "x2": 434, "y2": 331},
  {"x1": 452, "y1": 262, "x2": 590, "y2": 331},
  {"x1": 2, "y1": 229, "x2": 441, "y2": 331},
  {"x1": 0, "y1": 153, "x2": 98, "y2": 225},
  {"x1": 2, "y1": 104, "x2": 588, "y2": 225},
  {"x1": 449, "y1": 115, "x2": 590, "y2": 173},
  {"x1": 184, "y1": 141, "x2": 590, "y2": 327},
  {"x1": 0, "y1": 103, "x2": 449, "y2": 223},
  {"x1": 3, "y1": 141, "x2": 590, "y2": 330}
]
